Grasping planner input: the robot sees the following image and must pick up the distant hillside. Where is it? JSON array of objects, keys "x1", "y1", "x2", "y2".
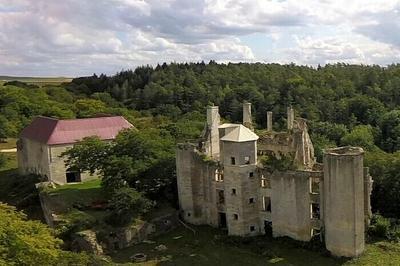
[{"x1": 0, "y1": 76, "x2": 72, "y2": 85}]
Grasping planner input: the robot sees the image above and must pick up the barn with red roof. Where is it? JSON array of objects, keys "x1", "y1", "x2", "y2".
[{"x1": 17, "y1": 116, "x2": 133, "y2": 184}]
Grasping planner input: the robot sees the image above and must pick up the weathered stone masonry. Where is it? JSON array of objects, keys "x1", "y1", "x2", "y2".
[{"x1": 176, "y1": 103, "x2": 373, "y2": 257}]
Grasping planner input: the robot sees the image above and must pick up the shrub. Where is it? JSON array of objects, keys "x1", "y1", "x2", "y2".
[
  {"x1": 369, "y1": 214, "x2": 393, "y2": 239},
  {"x1": 56, "y1": 209, "x2": 97, "y2": 239},
  {"x1": 107, "y1": 187, "x2": 154, "y2": 226}
]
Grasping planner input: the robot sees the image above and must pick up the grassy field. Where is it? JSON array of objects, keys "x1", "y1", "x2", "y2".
[
  {"x1": 0, "y1": 76, "x2": 73, "y2": 85},
  {"x1": 111, "y1": 225, "x2": 341, "y2": 266},
  {"x1": 48, "y1": 178, "x2": 103, "y2": 208},
  {"x1": 110, "y1": 225, "x2": 400, "y2": 266},
  {"x1": 0, "y1": 138, "x2": 17, "y2": 150}
]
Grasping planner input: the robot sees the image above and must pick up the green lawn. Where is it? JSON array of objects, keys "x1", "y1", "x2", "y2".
[{"x1": 47, "y1": 178, "x2": 103, "y2": 209}]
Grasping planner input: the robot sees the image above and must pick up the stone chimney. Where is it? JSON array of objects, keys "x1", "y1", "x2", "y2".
[
  {"x1": 287, "y1": 106, "x2": 294, "y2": 130},
  {"x1": 206, "y1": 105, "x2": 220, "y2": 159},
  {"x1": 267, "y1": 111, "x2": 273, "y2": 131},
  {"x1": 243, "y1": 102, "x2": 253, "y2": 130}
]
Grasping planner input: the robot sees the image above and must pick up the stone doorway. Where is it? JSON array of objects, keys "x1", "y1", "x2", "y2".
[{"x1": 218, "y1": 212, "x2": 227, "y2": 228}]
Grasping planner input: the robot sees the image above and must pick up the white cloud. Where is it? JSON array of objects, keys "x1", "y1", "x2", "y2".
[
  {"x1": 280, "y1": 35, "x2": 400, "y2": 66},
  {"x1": 0, "y1": 0, "x2": 399, "y2": 76}
]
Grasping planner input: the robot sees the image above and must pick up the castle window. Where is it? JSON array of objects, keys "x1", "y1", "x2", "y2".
[
  {"x1": 231, "y1": 157, "x2": 236, "y2": 165},
  {"x1": 263, "y1": 196, "x2": 271, "y2": 212},
  {"x1": 249, "y1": 172, "x2": 254, "y2": 178},
  {"x1": 232, "y1": 188, "x2": 236, "y2": 195},
  {"x1": 244, "y1": 156, "x2": 250, "y2": 164},
  {"x1": 217, "y1": 189, "x2": 225, "y2": 204},
  {"x1": 310, "y1": 177, "x2": 320, "y2": 194},
  {"x1": 261, "y1": 175, "x2": 271, "y2": 188},
  {"x1": 215, "y1": 169, "x2": 224, "y2": 182},
  {"x1": 233, "y1": 214, "x2": 238, "y2": 220},
  {"x1": 250, "y1": 225, "x2": 256, "y2": 232},
  {"x1": 249, "y1": 197, "x2": 255, "y2": 204},
  {"x1": 187, "y1": 212, "x2": 191, "y2": 217},
  {"x1": 311, "y1": 203, "x2": 320, "y2": 219},
  {"x1": 311, "y1": 228, "x2": 321, "y2": 238}
]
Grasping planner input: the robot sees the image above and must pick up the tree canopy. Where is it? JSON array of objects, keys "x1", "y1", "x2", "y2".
[{"x1": 0, "y1": 203, "x2": 92, "y2": 265}]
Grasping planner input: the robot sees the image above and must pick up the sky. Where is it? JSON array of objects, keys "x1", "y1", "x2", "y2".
[{"x1": 0, "y1": 0, "x2": 400, "y2": 77}]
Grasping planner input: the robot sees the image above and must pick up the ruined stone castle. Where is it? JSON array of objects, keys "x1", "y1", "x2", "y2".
[{"x1": 176, "y1": 103, "x2": 373, "y2": 257}]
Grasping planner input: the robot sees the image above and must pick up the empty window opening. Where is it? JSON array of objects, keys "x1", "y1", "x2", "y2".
[
  {"x1": 187, "y1": 212, "x2": 191, "y2": 217},
  {"x1": 250, "y1": 225, "x2": 256, "y2": 232},
  {"x1": 233, "y1": 214, "x2": 239, "y2": 220},
  {"x1": 244, "y1": 156, "x2": 250, "y2": 164},
  {"x1": 217, "y1": 189, "x2": 225, "y2": 205},
  {"x1": 66, "y1": 169, "x2": 81, "y2": 183},
  {"x1": 231, "y1": 157, "x2": 236, "y2": 165},
  {"x1": 310, "y1": 177, "x2": 320, "y2": 194},
  {"x1": 249, "y1": 172, "x2": 254, "y2": 178},
  {"x1": 311, "y1": 203, "x2": 320, "y2": 219},
  {"x1": 261, "y1": 174, "x2": 271, "y2": 188},
  {"x1": 263, "y1": 196, "x2": 271, "y2": 212},
  {"x1": 249, "y1": 197, "x2": 255, "y2": 204},
  {"x1": 311, "y1": 228, "x2": 321, "y2": 238},
  {"x1": 232, "y1": 188, "x2": 236, "y2": 195},
  {"x1": 215, "y1": 169, "x2": 224, "y2": 182}
]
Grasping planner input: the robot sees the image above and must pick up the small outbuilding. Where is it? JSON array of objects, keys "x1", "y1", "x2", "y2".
[{"x1": 17, "y1": 116, "x2": 133, "y2": 184}]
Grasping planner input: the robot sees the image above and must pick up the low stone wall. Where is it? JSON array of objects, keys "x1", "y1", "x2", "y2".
[{"x1": 102, "y1": 211, "x2": 179, "y2": 252}]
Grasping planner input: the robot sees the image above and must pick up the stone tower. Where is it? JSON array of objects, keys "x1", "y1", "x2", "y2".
[
  {"x1": 220, "y1": 125, "x2": 259, "y2": 236},
  {"x1": 323, "y1": 147, "x2": 365, "y2": 257}
]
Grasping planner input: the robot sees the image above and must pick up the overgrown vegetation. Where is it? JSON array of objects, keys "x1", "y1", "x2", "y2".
[
  {"x1": 0, "y1": 203, "x2": 98, "y2": 265},
  {"x1": 260, "y1": 152, "x2": 298, "y2": 172},
  {"x1": 368, "y1": 214, "x2": 400, "y2": 242}
]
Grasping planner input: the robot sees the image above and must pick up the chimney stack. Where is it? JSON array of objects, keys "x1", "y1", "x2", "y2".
[
  {"x1": 287, "y1": 106, "x2": 294, "y2": 130},
  {"x1": 206, "y1": 105, "x2": 220, "y2": 159},
  {"x1": 243, "y1": 102, "x2": 253, "y2": 130},
  {"x1": 267, "y1": 111, "x2": 273, "y2": 131}
]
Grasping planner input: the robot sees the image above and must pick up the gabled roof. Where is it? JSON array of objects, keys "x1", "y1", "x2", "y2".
[
  {"x1": 220, "y1": 124, "x2": 259, "y2": 142},
  {"x1": 20, "y1": 116, "x2": 133, "y2": 145}
]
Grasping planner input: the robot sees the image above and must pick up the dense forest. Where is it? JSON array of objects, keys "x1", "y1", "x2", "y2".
[{"x1": 3, "y1": 62, "x2": 400, "y2": 218}]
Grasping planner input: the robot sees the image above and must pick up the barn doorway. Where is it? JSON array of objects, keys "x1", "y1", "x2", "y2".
[
  {"x1": 66, "y1": 169, "x2": 81, "y2": 183},
  {"x1": 218, "y1": 212, "x2": 227, "y2": 229}
]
